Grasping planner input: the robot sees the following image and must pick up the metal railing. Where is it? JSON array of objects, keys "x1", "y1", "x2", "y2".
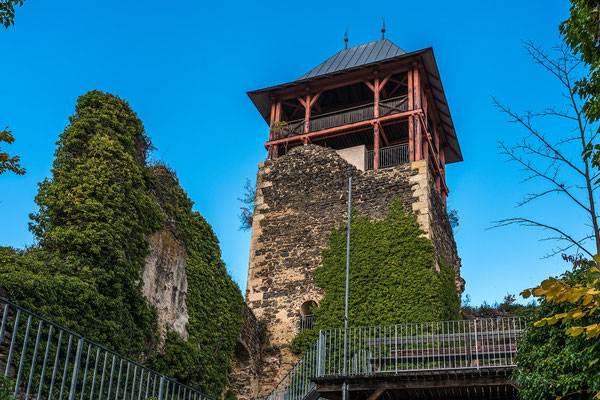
[
  {"x1": 366, "y1": 143, "x2": 410, "y2": 170},
  {"x1": 298, "y1": 316, "x2": 315, "y2": 333},
  {"x1": 0, "y1": 298, "x2": 213, "y2": 400},
  {"x1": 263, "y1": 317, "x2": 525, "y2": 400}
]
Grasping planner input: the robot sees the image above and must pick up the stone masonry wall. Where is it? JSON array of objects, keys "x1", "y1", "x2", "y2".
[
  {"x1": 229, "y1": 304, "x2": 264, "y2": 400},
  {"x1": 245, "y1": 144, "x2": 462, "y2": 396}
]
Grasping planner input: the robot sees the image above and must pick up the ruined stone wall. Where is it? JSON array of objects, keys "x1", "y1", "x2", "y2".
[
  {"x1": 229, "y1": 305, "x2": 263, "y2": 400},
  {"x1": 245, "y1": 144, "x2": 462, "y2": 396},
  {"x1": 142, "y1": 229, "x2": 189, "y2": 346}
]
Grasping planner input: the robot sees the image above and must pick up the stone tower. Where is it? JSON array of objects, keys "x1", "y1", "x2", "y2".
[{"x1": 245, "y1": 39, "x2": 463, "y2": 396}]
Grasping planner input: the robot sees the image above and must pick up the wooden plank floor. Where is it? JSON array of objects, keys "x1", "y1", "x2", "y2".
[{"x1": 312, "y1": 367, "x2": 518, "y2": 400}]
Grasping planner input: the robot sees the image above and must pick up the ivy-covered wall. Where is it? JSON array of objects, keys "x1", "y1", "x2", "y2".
[
  {"x1": 0, "y1": 91, "x2": 243, "y2": 399},
  {"x1": 291, "y1": 199, "x2": 460, "y2": 353},
  {"x1": 146, "y1": 165, "x2": 243, "y2": 397}
]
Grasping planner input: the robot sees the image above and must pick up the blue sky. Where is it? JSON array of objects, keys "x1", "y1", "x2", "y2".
[{"x1": 0, "y1": 0, "x2": 588, "y2": 305}]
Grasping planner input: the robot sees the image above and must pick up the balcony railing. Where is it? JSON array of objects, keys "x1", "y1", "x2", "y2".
[
  {"x1": 298, "y1": 315, "x2": 315, "y2": 333},
  {"x1": 270, "y1": 96, "x2": 408, "y2": 141},
  {"x1": 366, "y1": 143, "x2": 410, "y2": 170},
  {"x1": 263, "y1": 317, "x2": 525, "y2": 400}
]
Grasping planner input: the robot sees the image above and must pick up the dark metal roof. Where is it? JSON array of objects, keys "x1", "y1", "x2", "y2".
[{"x1": 298, "y1": 39, "x2": 406, "y2": 80}]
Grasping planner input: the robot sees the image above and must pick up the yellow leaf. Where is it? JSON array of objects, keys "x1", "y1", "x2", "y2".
[
  {"x1": 547, "y1": 316, "x2": 559, "y2": 326},
  {"x1": 566, "y1": 326, "x2": 584, "y2": 336},
  {"x1": 573, "y1": 311, "x2": 586, "y2": 320},
  {"x1": 593, "y1": 254, "x2": 600, "y2": 264},
  {"x1": 532, "y1": 288, "x2": 547, "y2": 297},
  {"x1": 584, "y1": 295, "x2": 594, "y2": 306},
  {"x1": 586, "y1": 325, "x2": 600, "y2": 339},
  {"x1": 534, "y1": 319, "x2": 547, "y2": 327},
  {"x1": 521, "y1": 289, "x2": 532, "y2": 299},
  {"x1": 591, "y1": 266, "x2": 600, "y2": 273},
  {"x1": 541, "y1": 279, "x2": 554, "y2": 290}
]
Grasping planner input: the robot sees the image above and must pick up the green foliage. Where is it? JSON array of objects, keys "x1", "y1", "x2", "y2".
[
  {"x1": 0, "y1": 128, "x2": 25, "y2": 175},
  {"x1": 2, "y1": 91, "x2": 163, "y2": 356},
  {"x1": 561, "y1": 2, "x2": 600, "y2": 173},
  {"x1": 461, "y1": 294, "x2": 538, "y2": 320},
  {"x1": 514, "y1": 262, "x2": 600, "y2": 399},
  {"x1": 291, "y1": 199, "x2": 459, "y2": 353},
  {"x1": 0, "y1": 377, "x2": 14, "y2": 400},
  {"x1": 238, "y1": 178, "x2": 255, "y2": 231},
  {"x1": 146, "y1": 165, "x2": 244, "y2": 398},
  {"x1": 0, "y1": 0, "x2": 24, "y2": 28},
  {"x1": 0, "y1": 91, "x2": 243, "y2": 398}
]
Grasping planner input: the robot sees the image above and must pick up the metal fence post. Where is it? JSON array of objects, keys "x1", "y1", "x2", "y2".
[
  {"x1": 473, "y1": 320, "x2": 479, "y2": 370},
  {"x1": 158, "y1": 376, "x2": 165, "y2": 400},
  {"x1": 69, "y1": 338, "x2": 84, "y2": 400},
  {"x1": 316, "y1": 331, "x2": 324, "y2": 377}
]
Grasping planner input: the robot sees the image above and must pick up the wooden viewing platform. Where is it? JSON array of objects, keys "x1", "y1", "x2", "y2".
[{"x1": 261, "y1": 318, "x2": 525, "y2": 400}]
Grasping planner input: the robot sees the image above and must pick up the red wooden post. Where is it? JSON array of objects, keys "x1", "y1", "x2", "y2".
[
  {"x1": 304, "y1": 93, "x2": 311, "y2": 134},
  {"x1": 408, "y1": 66, "x2": 415, "y2": 162},
  {"x1": 373, "y1": 76, "x2": 381, "y2": 169},
  {"x1": 269, "y1": 99, "x2": 276, "y2": 141},
  {"x1": 413, "y1": 63, "x2": 422, "y2": 161},
  {"x1": 374, "y1": 123, "x2": 380, "y2": 170},
  {"x1": 275, "y1": 100, "x2": 282, "y2": 123}
]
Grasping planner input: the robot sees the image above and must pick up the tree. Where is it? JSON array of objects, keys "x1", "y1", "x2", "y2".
[
  {"x1": 238, "y1": 178, "x2": 255, "y2": 231},
  {"x1": 494, "y1": 42, "x2": 600, "y2": 258},
  {"x1": 516, "y1": 258, "x2": 600, "y2": 399},
  {"x1": 0, "y1": 128, "x2": 25, "y2": 175},
  {"x1": 561, "y1": 0, "x2": 600, "y2": 138},
  {"x1": 2, "y1": 0, "x2": 27, "y2": 175},
  {"x1": 0, "y1": 91, "x2": 244, "y2": 397},
  {"x1": 3, "y1": 90, "x2": 165, "y2": 357},
  {"x1": 0, "y1": 0, "x2": 25, "y2": 28}
]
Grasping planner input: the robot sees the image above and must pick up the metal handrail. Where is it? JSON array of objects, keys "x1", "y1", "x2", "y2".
[
  {"x1": 0, "y1": 297, "x2": 214, "y2": 400},
  {"x1": 366, "y1": 143, "x2": 410, "y2": 170},
  {"x1": 298, "y1": 316, "x2": 315, "y2": 333},
  {"x1": 263, "y1": 317, "x2": 525, "y2": 400}
]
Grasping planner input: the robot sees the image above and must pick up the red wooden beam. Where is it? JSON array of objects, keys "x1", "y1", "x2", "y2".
[
  {"x1": 304, "y1": 93, "x2": 311, "y2": 134},
  {"x1": 379, "y1": 122, "x2": 390, "y2": 146},
  {"x1": 413, "y1": 63, "x2": 422, "y2": 161}
]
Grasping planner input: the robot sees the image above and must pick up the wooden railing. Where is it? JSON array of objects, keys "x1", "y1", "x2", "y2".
[{"x1": 270, "y1": 96, "x2": 409, "y2": 140}]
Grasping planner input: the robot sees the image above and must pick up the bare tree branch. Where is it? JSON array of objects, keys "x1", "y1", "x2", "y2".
[
  {"x1": 492, "y1": 218, "x2": 595, "y2": 259},
  {"x1": 493, "y1": 42, "x2": 600, "y2": 257}
]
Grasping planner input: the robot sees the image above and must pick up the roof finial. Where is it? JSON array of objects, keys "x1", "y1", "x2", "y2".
[
  {"x1": 344, "y1": 28, "x2": 348, "y2": 49},
  {"x1": 381, "y1": 18, "x2": 386, "y2": 39}
]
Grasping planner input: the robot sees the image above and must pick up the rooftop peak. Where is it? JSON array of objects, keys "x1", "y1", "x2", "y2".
[{"x1": 297, "y1": 38, "x2": 406, "y2": 81}]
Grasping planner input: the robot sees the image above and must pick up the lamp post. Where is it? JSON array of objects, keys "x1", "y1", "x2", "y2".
[{"x1": 342, "y1": 175, "x2": 352, "y2": 400}]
